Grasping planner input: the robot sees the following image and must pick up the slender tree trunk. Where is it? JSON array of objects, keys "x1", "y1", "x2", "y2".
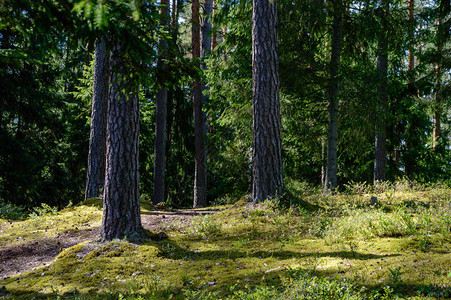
[
  {"x1": 153, "y1": 0, "x2": 170, "y2": 205},
  {"x1": 432, "y1": 60, "x2": 441, "y2": 148},
  {"x1": 321, "y1": 138, "x2": 326, "y2": 186},
  {"x1": 202, "y1": 0, "x2": 213, "y2": 59},
  {"x1": 85, "y1": 36, "x2": 110, "y2": 200},
  {"x1": 193, "y1": 0, "x2": 206, "y2": 208},
  {"x1": 102, "y1": 44, "x2": 142, "y2": 241},
  {"x1": 432, "y1": 0, "x2": 449, "y2": 148},
  {"x1": 374, "y1": 0, "x2": 389, "y2": 183},
  {"x1": 252, "y1": 0, "x2": 283, "y2": 202},
  {"x1": 405, "y1": 0, "x2": 416, "y2": 179},
  {"x1": 199, "y1": 0, "x2": 213, "y2": 205},
  {"x1": 407, "y1": 0, "x2": 415, "y2": 94},
  {"x1": 324, "y1": 0, "x2": 343, "y2": 192},
  {"x1": 211, "y1": 1, "x2": 217, "y2": 50}
]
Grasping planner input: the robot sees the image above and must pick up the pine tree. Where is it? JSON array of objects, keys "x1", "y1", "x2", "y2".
[{"x1": 252, "y1": 0, "x2": 283, "y2": 202}]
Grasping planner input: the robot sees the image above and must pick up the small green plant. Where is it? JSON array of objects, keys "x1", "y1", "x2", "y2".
[
  {"x1": 387, "y1": 266, "x2": 404, "y2": 287},
  {"x1": 143, "y1": 274, "x2": 162, "y2": 296},
  {"x1": 188, "y1": 214, "x2": 222, "y2": 239},
  {"x1": 348, "y1": 240, "x2": 358, "y2": 257},
  {"x1": 370, "y1": 285, "x2": 395, "y2": 300}
]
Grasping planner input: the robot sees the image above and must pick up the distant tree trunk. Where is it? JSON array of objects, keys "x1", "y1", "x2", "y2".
[
  {"x1": 432, "y1": 0, "x2": 449, "y2": 148},
  {"x1": 404, "y1": 0, "x2": 416, "y2": 179},
  {"x1": 202, "y1": 0, "x2": 213, "y2": 58},
  {"x1": 153, "y1": 0, "x2": 170, "y2": 205},
  {"x1": 252, "y1": 0, "x2": 283, "y2": 202},
  {"x1": 211, "y1": 1, "x2": 217, "y2": 50},
  {"x1": 85, "y1": 36, "x2": 109, "y2": 200},
  {"x1": 324, "y1": 0, "x2": 343, "y2": 192},
  {"x1": 321, "y1": 138, "x2": 326, "y2": 186},
  {"x1": 373, "y1": 0, "x2": 388, "y2": 183},
  {"x1": 407, "y1": 0, "x2": 415, "y2": 94},
  {"x1": 0, "y1": 29, "x2": 12, "y2": 130},
  {"x1": 102, "y1": 44, "x2": 142, "y2": 241},
  {"x1": 200, "y1": 0, "x2": 213, "y2": 203},
  {"x1": 193, "y1": 0, "x2": 206, "y2": 208}
]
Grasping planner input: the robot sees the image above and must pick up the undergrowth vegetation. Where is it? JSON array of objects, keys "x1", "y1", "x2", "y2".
[{"x1": 0, "y1": 181, "x2": 450, "y2": 299}]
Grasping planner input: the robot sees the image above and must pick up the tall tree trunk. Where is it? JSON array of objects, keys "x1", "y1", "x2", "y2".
[
  {"x1": 85, "y1": 36, "x2": 109, "y2": 200},
  {"x1": 432, "y1": 0, "x2": 449, "y2": 148},
  {"x1": 407, "y1": 0, "x2": 415, "y2": 94},
  {"x1": 252, "y1": 0, "x2": 283, "y2": 202},
  {"x1": 324, "y1": 0, "x2": 343, "y2": 192},
  {"x1": 193, "y1": 0, "x2": 206, "y2": 208},
  {"x1": 199, "y1": 0, "x2": 213, "y2": 204},
  {"x1": 374, "y1": 0, "x2": 389, "y2": 183},
  {"x1": 405, "y1": 0, "x2": 416, "y2": 179},
  {"x1": 102, "y1": 44, "x2": 142, "y2": 241},
  {"x1": 153, "y1": 0, "x2": 170, "y2": 205}
]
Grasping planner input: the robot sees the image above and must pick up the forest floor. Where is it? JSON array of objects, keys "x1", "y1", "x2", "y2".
[
  {"x1": 0, "y1": 205, "x2": 217, "y2": 280},
  {"x1": 0, "y1": 182, "x2": 450, "y2": 299}
]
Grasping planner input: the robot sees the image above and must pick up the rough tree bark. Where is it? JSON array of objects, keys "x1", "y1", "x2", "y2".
[
  {"x1": 324, "y1": 0, "x2": 343, "y2": 192},
  {"x1": 102, "y1": 44, "x2": 142, "y2": 241},
  {"x1": 153, "y1": 0, "x2": 170, "y2": 205},
  {"x1": 85, "y1": 36, "x2": 109, "y2": 200},
  {"x1": 193, "y1": 0, "x2": 206, "y2": 208},
  {"x1": 374, "y1": 0, "x2": 388, "y2": 183},
  {"x1": 252, "y1": 0, "x2": 283, "y2": 202}
]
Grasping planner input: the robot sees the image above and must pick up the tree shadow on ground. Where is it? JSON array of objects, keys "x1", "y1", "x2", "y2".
[{"x1": 146, "y1": 237, "x2": 401, "y2": 262}]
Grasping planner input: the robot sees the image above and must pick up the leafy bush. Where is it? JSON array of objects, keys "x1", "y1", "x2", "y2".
[
  {"x1": 29, "y1": 203, "x2": 59, "y2": 218},
  {"x1": 0, "y1": 202, "x2": 28, "y2": 220}
]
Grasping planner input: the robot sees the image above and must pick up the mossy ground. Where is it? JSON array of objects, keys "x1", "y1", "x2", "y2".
[{"x1": 0, "y1": 182, "x2": 450, "y2": 299}]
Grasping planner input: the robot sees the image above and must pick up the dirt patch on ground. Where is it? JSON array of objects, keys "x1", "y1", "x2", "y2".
[{"x1": 0, "y1": 209, "x2": 217, "y2": 280}]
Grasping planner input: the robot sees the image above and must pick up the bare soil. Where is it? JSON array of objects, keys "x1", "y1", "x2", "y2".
[{"x1": 0, "y1": 209, "x2": 217, "y2": 280}]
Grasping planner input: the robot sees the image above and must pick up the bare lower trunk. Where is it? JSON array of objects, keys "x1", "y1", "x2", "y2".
[
  {"x1": 373, "y1": 0, "x2": 388, "y2": 183},
  {"x1": 432, "y1": 0, "x2": 448, "y2": 147},
  {"x1": 324, "y1": 0, "x2": 343, "y2": 192},
  {"x1": 85, "y1": 36, "x2": 109, "y2": 200},
  {"x1": 405, "y1": 0, "x2": 416, "y2": 179},
  {"x1": 102, "y1": 44, "x2": 142, "y2": 241},
  {"x1": 252, "y1": 0, "x2": 283, "y2": 202},
  {"x1": 193, "y1": 0, "x2": 206, "y2": 208},
  {"x1": 153, "y1": 0, "x2": 170, "y2": 205}
]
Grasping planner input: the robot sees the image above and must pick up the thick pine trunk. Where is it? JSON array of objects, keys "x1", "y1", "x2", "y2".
[
  {"x1": 85, "y1": 36, "x2": 109, "y2": 200},
  {"x1": 153, "y1": 0, "x2": 170, "y2": 205},
  {"x1": 102, "y1": 44, "x2": 142, "y2": 241},
  {"x1": 325, "y1": 1, "x2": 343, "y2": 192},
  {"x1": 252, "y1": 0, "x2": 283, "y2": 202},
  {"x1": 193, "y1": 0, "x2": 206, "y2": 208},
  {"x1": 374, "y1": 0, "x2": 388, "y2": 183}
]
